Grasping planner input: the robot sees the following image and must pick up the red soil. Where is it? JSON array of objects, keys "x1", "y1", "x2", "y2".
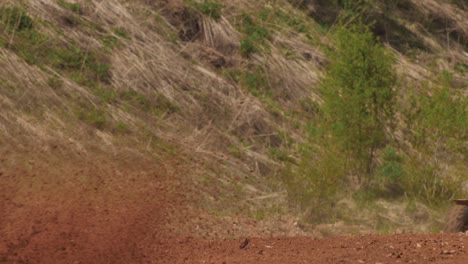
[{"x1": 1, "y1": 152, "x2": 467, "y2": 263}]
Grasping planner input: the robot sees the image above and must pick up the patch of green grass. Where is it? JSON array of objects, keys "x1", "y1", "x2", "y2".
[
  {"x1": 192, "y1": 0, "x2": 222, "y2": 20},
  {"x1": 102, "y1": 35, "x2": 119, "y2": 49},
  {"x1": 57, "y1": 0, "x2": 82, "y2": 14},
  {"x1": 0, "y1": 7, "x2": 33, "y2": 32},
  {"x1": 225, "y1": 66, "x2": 271, "y2": 98},
  {"x1": 78, "y1": 106, "x2": 107, "y2": 129},
  {"x1": 93, "y1": 86, "x2": 117, "y2": 104},
  {"x1": 239, "y1": 15, "x2": 270, "y2": 57},
  {"x1": 1, "y1": 7, "x2": 111, "y2": 88}
]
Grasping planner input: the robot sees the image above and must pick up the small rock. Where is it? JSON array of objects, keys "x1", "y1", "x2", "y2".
[
  {"x1": 239, "y1": 238, "x2": 249, "y2": 249},
  {"x1": 416, "y1": 243, "x2": 422, "y2": 248},
  {"x1": 357, "y1": 260, "x2": 365, "y2": 263}
]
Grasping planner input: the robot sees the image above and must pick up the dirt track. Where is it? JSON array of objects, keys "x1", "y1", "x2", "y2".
[{"x1": 1, "y1": 154, "x2": 467, "y2": 263}]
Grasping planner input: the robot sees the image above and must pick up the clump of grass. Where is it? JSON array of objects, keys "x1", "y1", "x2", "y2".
[
  {"x1": 192, "y1": 0, "x2": 222, "y2": 20},
  {"x1": 0, "y1": 6, "x2": 33, "y2": 32},
  {"x1": 239, "y1": 15, "x2": 270, "y2": 57},
  {"x1": 78, "y1": 106, "x2": 107, "y2": 129}
]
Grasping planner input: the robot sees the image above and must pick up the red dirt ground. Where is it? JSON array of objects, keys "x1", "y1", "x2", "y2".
[{"x1": 1, "y1": 151, "x2": 467, "y2": 263}]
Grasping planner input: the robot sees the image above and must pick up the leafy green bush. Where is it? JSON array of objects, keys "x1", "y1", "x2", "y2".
[{"x1": 320, "y1": 23, "x2": 397, "y2": 184}]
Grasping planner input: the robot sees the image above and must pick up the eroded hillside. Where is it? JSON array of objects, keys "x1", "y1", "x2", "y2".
[{"x1": 1, "y1": 0, "x2": 467, "y2": 240}]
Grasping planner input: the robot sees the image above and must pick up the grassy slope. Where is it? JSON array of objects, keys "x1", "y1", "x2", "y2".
[{"x1": 0, "y1": 0, "x2": 466, "y2": 235}]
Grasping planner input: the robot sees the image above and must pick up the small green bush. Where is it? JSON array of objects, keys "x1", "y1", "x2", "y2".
[{"x1": 320, "y1": 22, "x2": 397, "y2": 184}]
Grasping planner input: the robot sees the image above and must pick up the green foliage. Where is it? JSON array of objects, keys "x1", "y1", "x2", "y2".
[
  {"x1": 192, "y1": 0, "x2": 222, "y2": 20},
  {"x1": 320, "y1": 23, "x2": 397, "y2": 183},
  {"x1": 0, "y1": 7, "x2": 33, "y2": 32},
  {"x1": 404, "y1": 85, "x2": 467, "y2": 161},
  {"x1": 48, "y1": 47, "x2": 112, "y2": 85},
  {"x1": 378, "y1": 147, "x2": 403, "y2": 180},
  {"x1": 418, "y1": 87, "x2": 467, "y2": 141},
  {"x1": 240, "y1": 15, "x2": 270, "y2": 57},
  {"x1": 57, "y1": 0, "x2": 82, "y2": 14}
]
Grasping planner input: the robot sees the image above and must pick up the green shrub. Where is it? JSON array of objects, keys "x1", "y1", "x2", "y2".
[{"x1": 320, "y1": 22, "x2": 397, "y2": 184}]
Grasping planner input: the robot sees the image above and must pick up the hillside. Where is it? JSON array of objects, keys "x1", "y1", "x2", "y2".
[{"x1": 0, "y1": 0, "x2": 467, "y2": 261}]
